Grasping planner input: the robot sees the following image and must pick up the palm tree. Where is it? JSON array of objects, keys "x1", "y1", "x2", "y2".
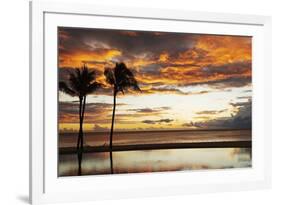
[
  {"x1": 104, "y1": 62, "x2": 141, "y2": 174},
  {"x1": 59, "y1": 65, "x2": 101, "y2": 176}
]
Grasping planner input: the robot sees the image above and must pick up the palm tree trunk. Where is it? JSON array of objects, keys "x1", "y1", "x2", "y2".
[
  {"x1": 81, "y1": 96, "x2": 86, "y2": 152},
  {"x1": 77, "y1": 96, "x2": 84, "y2": 176},
  {"x1": 77, "y1": 97, "x2": 82, "y2": 150},
  {"x1": 77, "y1": 95, "x2": 87, "y2": 176},
  {"x1": 109, "y1": 90, "x2": 117, "y2": 174}
]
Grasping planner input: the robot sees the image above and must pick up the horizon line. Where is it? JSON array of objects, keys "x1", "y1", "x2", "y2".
[{"x1": 59, "y1": 127, "x2": 252, "y2": 134}]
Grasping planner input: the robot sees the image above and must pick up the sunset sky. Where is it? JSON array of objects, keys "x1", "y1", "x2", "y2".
[{"x1": 58, "y1": 27, "x2": 252, "y2": 132}]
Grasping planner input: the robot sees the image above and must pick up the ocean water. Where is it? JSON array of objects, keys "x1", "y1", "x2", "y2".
[
  {"x1": 58, "y1": 129, "x2": 252, "y2": 176},
  {"x1": 59, "y1": 129, "x2": 251, "y2": 147}
]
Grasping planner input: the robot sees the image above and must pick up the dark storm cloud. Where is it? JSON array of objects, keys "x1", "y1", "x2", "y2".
[
  {"x1": 196, "y1": 109, "x2": 227, "y2": 115},
  {"x1": 106, "y1": 106, "x2": 171, "y2": 123},
  {"x1": 58, "y1": 67, "x2": 72, "y2": 83},
  {"x1": 142, "y1": 118, "x2": 174, "y2": 124},
  {"x1": 230, "y1": 101, "x2": 251, "y2": 107},
  {"x1": 59, "y1": 102, "x2": 126, "y2": 123},
  {"x1": 183, "y1": 100, "x2": 252, "y2": 129},
  {"x1": 59, "y1": 27, "x2": 196, "y2": 58},
  {"x1": 236, "y1": 96, "x2": 251, "y2": 100},
  {"x1": 128, "y1": 107, "x2": 170, "y2": 114},
  {"x1": 131, "y1": 60, "x2": 251, "y2": 91},
  {"x1": 59, "y1": 101, "x2": 112, "y2": 116},
  {"x1": 59, "y1": 101, "x2": 126, "y2": 113},
  {"x1": 160, "y1": 61, "x2": 251, "y2": 87},
  {"x1": 205, "y1": 76, "x2": 251, "y2": 89},
  {"x1": 200, "y1": 61, "x2": 251, "y2": 75},
  {"x1": 59, "y1": 101, "x2": 172, "y2": 126}
]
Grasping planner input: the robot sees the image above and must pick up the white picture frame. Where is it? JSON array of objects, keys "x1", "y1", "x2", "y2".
[{"x1": 30, "y1": 1, "x2": 272, "y2": 204}]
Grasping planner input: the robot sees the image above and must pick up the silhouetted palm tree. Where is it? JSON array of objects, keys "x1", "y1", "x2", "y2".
[
  {"x1": 104, "y1": 62, "x2": 141, "y2": 174},
  {"x1": 59, "y1": 65, "x2": 101, "y2": 176}
]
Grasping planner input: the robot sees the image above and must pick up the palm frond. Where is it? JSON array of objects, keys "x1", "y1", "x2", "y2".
[
  {"x1": 69, "y1": 72, "x2": 82, "y2": 96},
  {"x1": 104, "y1": 68, "x2": 116, "y2": 86},
  {"x1": 113, "y1": 62, "x2": 141, "y2": 93},
  {"x1": 59, "y1": 81, "x2": 77, "y2": 96},
  {"x1": 62, "y1": 65, "x2": 101, "y2": 97},
  {"x1": 87, "y1": 82, "x2": 103, "y2": 93}
]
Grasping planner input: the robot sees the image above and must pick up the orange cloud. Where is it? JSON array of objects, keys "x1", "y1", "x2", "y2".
[
  {"x1": 195, "y1": 35, "x2": 252, "y2": 65},
  {"x1": 158, "y1": 52, "x2": 169, "y2": 62},
  {"x1": 133, "y1": 36, "x2": 251, "y2": 88},
  {"x1": 59, "y1": 28, "x2": 252, "y2": 94},
  {"x1": 59, "y1": 49, "x2": 121, "y2": 68}
]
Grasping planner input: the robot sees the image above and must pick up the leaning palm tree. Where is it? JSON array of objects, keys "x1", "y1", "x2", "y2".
[
  {"x1": 104, "y1": 62, "x2": 141, "y2": 174},
  {"x1": 59, "y1": 65, "x2": 101, "y2": 176}
]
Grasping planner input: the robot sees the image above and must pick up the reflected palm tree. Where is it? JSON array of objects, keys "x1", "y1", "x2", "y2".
[
  {"x1": 104, "y1": 62, "x2": 141, "y2": 174},
  {"x1": 59, "y1": 65, "x2": 101, "y2": 176}
]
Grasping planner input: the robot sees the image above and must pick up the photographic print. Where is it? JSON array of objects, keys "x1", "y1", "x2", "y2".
[{"x1": 58, "y1": 27, "x2": 252, "y2": 177}]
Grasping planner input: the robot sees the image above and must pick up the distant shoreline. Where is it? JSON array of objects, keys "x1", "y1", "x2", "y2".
[
  {"x1": 59, "y1": 128, "x2": 252, "y2": 135},
  {"x1": 59, "y1": 140, "x2": 252, "y2": 155}
]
